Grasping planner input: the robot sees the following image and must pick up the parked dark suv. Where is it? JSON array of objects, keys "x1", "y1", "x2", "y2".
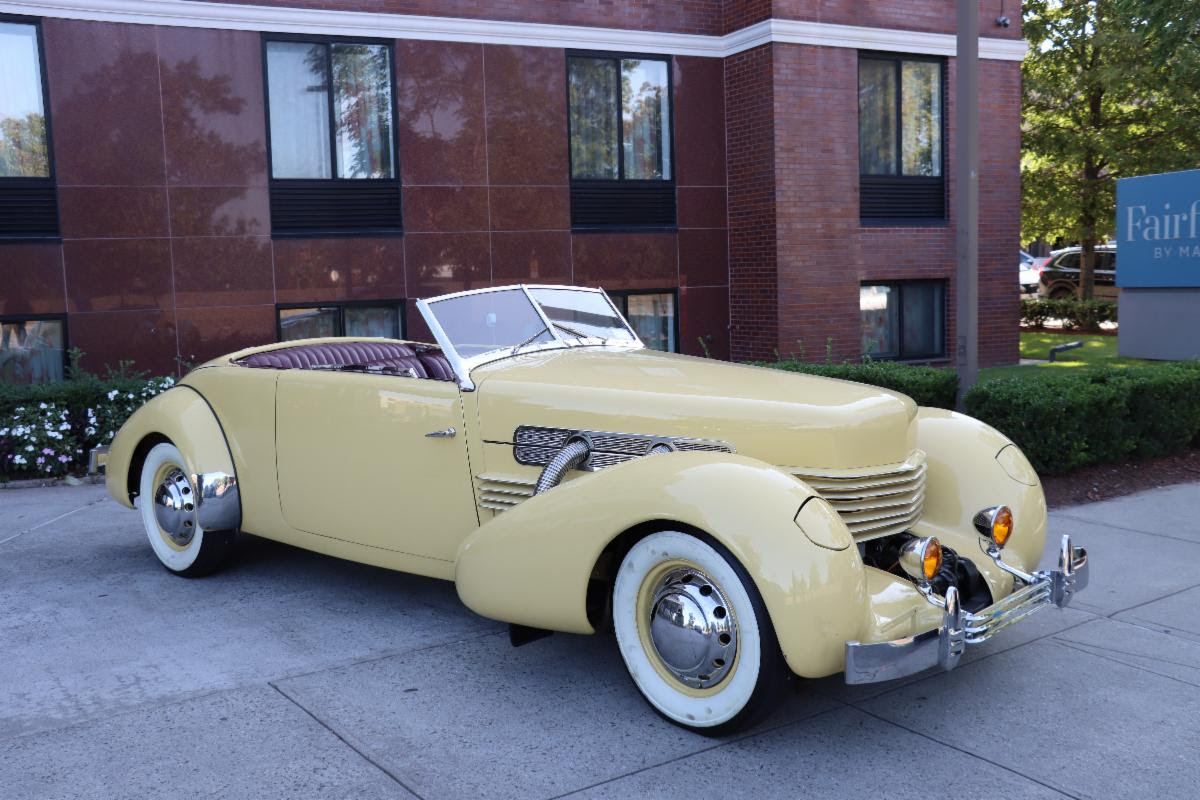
[{"x1": 1037, "y1": 245, "x2": 1118, "y2": 300}]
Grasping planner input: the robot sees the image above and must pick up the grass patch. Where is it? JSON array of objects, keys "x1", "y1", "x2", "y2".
[{"x1": 982, "y1": 332, "x2": 1155, "y2": 381}]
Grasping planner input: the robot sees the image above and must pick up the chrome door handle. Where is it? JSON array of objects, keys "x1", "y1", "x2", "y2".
[{"x1": 425, "y1": 427, "x2": 456, "y2": 438}]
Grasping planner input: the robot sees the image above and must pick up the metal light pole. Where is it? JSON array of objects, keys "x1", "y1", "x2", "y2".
[{"x1": 954, "y1": 0, "x2": 980, "y2": 408}]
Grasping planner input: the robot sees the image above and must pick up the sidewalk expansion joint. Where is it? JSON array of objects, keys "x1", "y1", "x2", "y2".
[
  {"x1": 269, "y1": 682, "x2": 424, "y2": 800},
  {"x1": 1049, "y1": 639, "x2": 1200, "y2": 692},
  {"x1": 545, "y1": 705, "x2": 842, "y2": 800},
  {"x1": 1050, "y1": 512, "x2": 1200, "y2": 546},
  {"x1": 1104, "y1": 580, "x2": 1200, "y2": 620},
  {"x1": 844, "y1": 701, "x2": 1083, "y2": 800},
  {"x1": 0, "y1": 497, "x2": 107, "y2": 547}
]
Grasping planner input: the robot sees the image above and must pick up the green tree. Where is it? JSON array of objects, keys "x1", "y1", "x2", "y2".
[
  {"x1": 0, "y1": 113, "x2": 49, "y2": 177},
  {"x1": 1022, "y1": 0, "x2": 1200, "y2": 298}
]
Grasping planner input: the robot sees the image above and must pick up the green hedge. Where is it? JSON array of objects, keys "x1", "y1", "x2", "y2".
[
  {"x1": 1020, "y1": 298, "x2": 1118, "y2": 330},
  {"x1": 0, "y1": 375, "x2": 175, "y2": 480},
  {"x1": 757, "y1": 361, "x2": 960, "y2": 409},
  {"x1": 759, "y1": 359, "x2": 1200, "y2": 475},
  {"x1": 9, "y1": 358, "x2": 1200, "y2": 481},
  {"x1": 966, "y1": 363, "x2": 1200, "y2": 474}
]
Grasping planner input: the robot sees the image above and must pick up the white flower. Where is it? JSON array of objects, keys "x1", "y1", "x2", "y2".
[
  {"x1": 39, "y1": 403, "x2": 47, "y2": 409},
  {"x1": 107, "y1": 390, "x2": 118, "y2": 400},
  {"x1": 59, "y1": 422, "x2": 70, "y2": 431},
  {"x1": 25, "y1": 445, "x2": 34, "y2": 452}
]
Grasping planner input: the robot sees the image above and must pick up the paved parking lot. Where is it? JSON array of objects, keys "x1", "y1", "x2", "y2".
[{"x1": 3, "y1": 482, "x2": 1200, "y2": 799}]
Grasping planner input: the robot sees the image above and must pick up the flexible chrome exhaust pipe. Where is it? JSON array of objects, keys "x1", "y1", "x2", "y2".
[
  {"x1": 534, "y1": 440, "x2": 673, "y2": 495},
  {"x1": 534, "y1": 439, "x2": 591, "y2": 494}
]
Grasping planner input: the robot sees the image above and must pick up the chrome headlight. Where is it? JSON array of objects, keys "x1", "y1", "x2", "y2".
[
  {"x1": 973, "y1": 505, "x2": 1014, "y2": 549},
  {"x1": 898, "y1": 536, "x2": 942, "y2": 584}
]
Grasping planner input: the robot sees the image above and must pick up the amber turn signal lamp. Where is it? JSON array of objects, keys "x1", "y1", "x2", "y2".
[
  {"x1": 974, "y1": 505, "x2": 1014, "y2": 549},
  {"x1": 898, "y1": 536, "x2": 942, "y2": 584}
]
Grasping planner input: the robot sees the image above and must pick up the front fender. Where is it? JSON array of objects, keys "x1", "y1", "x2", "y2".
[
  {"x1": 912, "y1": 407, "x2": 1047, "y2": 599},
  {"x1": 454, "y1": 452, "x2": 868, "y2": 678},
  {"x1": 105, "y1": 385, "x2": 240, "y2": 530}
]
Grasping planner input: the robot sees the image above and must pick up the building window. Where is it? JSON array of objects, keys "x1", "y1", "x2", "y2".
[
  {"x1": 0, "y1": 18, "x2": 58, "y2": 238},
  {"x1": 277, "y1": 302, "x2": 403, "y2": 342},
  {"x1": 858, "y1": 54, "x2": 945, "y2": 223},
  {"x1": 608, "y1": 290, "x2": 676, "y2": 352},
  {"x1": 263, "y1": 37, "x2": 400, "y2": 236},
  {"x1": 860, "y1": 282, "x2": 945, "y2": 360},
  {"x1": 1, "y1": 316, "x2": 65, "y2": 383},
  {"x1": 568, "y1": 53, "x2": 675, "y2": 229}
]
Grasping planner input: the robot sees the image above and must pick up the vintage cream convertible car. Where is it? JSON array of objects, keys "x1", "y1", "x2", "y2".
[{"x1": 101, "y1": 285, "x2": 1087, "y2": 733}]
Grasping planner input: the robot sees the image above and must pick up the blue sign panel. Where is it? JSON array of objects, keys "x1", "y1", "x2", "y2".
[{"x1": 1117, "y1": 168, "x2": 1200, "y2": 288}]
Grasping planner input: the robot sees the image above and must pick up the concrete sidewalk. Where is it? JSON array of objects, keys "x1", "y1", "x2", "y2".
[{"x1": 2, "y1": 482, "x2": 1199, "y2": 799}]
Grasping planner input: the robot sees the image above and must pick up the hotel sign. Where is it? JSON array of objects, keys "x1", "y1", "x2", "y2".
[{"x1": 1117, "y1": 168, "x2": 1200, "y2": 288}]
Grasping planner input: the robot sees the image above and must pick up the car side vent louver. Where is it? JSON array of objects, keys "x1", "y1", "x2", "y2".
[
  {"x1": 512, "y1": 426, "x2": 732, "y2": 472},
  {"x1": 475, "y1": 475, "x2": 536, "y2": 512}
]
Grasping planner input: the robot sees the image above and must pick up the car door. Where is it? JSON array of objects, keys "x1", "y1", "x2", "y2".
[
  {"x1": 1095, "y1": 251, "x2": 1119, "y2": 299},
  {"x1": 274, "y1": 370, "x2": 478, "y2": 562}
]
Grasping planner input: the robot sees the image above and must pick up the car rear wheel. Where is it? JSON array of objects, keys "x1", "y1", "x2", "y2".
[
  {"x1": 1049, "y1": 287, "x2": 1074, "y2": 300},
  {"x1": 138, "y1": 442, "x2": 236, "y2": 577},
  {"x1": 612, "y1": 530, "x2": 789, "y2": 735}
]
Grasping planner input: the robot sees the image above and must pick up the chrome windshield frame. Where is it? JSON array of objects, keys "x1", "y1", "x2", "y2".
[{"x1": 416, "y1": 284, "x2": 644, "y2": 391}]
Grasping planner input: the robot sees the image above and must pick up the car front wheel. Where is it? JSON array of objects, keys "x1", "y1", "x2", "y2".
[
  {"x1": 612, "y1": 530, "x2": 789, "y2": 735},
  {"x1": 138, "y1": 442, "x2": 236, "y2": 577}
]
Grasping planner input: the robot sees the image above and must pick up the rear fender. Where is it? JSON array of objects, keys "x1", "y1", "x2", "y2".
[
  {"x1": 105, "y1": 386, "x2": 240, "y2": 531},
  {"x1": 454, "y1": 451, "x2": 868, "y2": 678}
]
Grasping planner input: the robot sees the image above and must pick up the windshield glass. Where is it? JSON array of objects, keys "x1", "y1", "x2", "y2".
[
  {"x1": 421, "y1": 286, "x2": 640, "y2": 378},
  {"x1": 427, "y1": 288, "x2": 552, "y2": 359},
  {"x1": 527, "y1": 288, "x2": 637, "y2": 343}
]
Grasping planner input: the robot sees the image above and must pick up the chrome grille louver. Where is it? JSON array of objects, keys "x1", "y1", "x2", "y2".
[
  {"x1": 475, "y1": 475, "x2": 536, "y2": 512},
  {"x1": 790, "y1": 451, "x2": 927, "y2": 541}
]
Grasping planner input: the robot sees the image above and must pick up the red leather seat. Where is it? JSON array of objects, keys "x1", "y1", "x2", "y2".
[
  {"x1": 418, "y1": 353, "x2": 456, "y2": 381},
  {"x1": 237, "y1": 341, "x2": 456, "y2": 382}
]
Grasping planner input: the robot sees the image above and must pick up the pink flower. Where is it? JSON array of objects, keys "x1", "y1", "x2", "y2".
[{"x1": 58, "y1": 455, "x2": 69, "y2": 463}]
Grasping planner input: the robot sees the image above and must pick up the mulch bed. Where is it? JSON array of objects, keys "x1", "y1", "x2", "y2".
[{"x1": 1042, "y1": 447, "x2": 1200, "y2": 508}]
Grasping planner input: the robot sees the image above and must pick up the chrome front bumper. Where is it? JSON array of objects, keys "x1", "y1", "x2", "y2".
[{"x1": 844, "y1": 534, "x2": 1088, "y2": 685}]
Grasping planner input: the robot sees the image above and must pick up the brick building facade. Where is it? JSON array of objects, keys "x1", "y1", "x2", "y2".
[{"x1": 0, "y1": 1, "x2": 1024, "y2": 379}]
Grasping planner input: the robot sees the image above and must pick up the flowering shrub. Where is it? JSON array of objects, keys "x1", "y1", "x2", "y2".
[
  {"x1": 0, "y1": 375, "x2": 175, "y2": 480},
  {"x1": 1, "y1": 403, "x2": 80, "y2": 475}
]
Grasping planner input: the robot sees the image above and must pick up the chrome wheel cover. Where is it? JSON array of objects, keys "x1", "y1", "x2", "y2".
[
  {"x1": 647, "y1": 567, "x2": 737, "y2": 689},
  {"x1": 153, "y1": 467, "x2": 197, "y2": 548}
]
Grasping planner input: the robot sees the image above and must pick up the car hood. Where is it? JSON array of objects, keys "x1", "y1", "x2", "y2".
[{"x1": 472, "y1": 348, "x2": 917, "y2": 470}]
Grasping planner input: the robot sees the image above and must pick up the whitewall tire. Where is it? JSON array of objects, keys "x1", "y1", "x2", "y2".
[
  {"x1": 613, "y1": 530, "x2": 788, "y2": 734},
  {"x1": 138, "y1": 442, "x2": 235, "y2": 577}
]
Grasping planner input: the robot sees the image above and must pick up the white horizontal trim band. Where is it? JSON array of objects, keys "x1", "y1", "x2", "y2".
[{"x1": 0, "y1": 0, "x2": 1029, "y2": 61}]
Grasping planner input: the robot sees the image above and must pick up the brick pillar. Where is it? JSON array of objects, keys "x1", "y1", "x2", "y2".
[{"x1": 725, "y1": 44, "x2": 779, "y2": 361}]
